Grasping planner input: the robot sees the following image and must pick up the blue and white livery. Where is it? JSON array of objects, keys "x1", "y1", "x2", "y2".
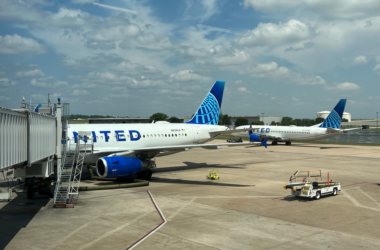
[
  {"x1": 233, "y1": 99, "x2": 355, "y2": 146},
  {"x1": 67, "y1": 81, "x2": 265, "y2": 180}
]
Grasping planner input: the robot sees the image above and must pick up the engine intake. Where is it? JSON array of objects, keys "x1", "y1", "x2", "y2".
[{"x1": 96, "y1": 156, "x2": 149, "y2": 178}]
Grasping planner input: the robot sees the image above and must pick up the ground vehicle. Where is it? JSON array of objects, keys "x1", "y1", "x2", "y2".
[{"x1": 284, "y1": 170, "x2": 341, "y2": 200}]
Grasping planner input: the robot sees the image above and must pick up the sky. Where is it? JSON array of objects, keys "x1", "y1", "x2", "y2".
[{"x1": 0, "y1": 0, "x2": 379, "y2": 119}]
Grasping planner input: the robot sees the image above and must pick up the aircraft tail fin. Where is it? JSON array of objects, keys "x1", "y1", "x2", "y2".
[
  {"x1": 186, "y1": 81, "x2": 225, "y2": 125},
  {"x1": 319, "y1": 99, "x2": 347, "y2": 129}
]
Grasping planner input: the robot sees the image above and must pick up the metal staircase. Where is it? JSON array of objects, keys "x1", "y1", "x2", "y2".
[{"x1": 53, "y1": 131, "x2": 92, "y2": 208}]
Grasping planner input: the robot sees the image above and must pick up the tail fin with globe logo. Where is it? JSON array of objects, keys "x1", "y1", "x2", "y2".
[{"x1": 186, "y1": 81, "x2": 225, "y2": 125}]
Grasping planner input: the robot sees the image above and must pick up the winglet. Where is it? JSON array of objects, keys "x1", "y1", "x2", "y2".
[{"x1": 261, "y1": 138, "x2": 268, "y2": 148}]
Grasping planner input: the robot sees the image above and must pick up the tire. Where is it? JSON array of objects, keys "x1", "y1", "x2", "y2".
[
  {"x1": 138, "y1": 169, "x2": 152, "y2": 180},
  {"x1": 144, "y1": 169, "x2": 152, "y2": 180},
  {"x1": 315, "y1": 192, "x2": 321, "y2": 200},
  {"x1": 286, "y1": 141, "x2": 291, "y2": 146},
  {"x1": 27, "y1": 187, "x2": 35, "y2": 199},
  {"x1": 49, "y1": 186, "x2": 55, "y2": 198},
  {"x1": 271, "y1": 141, "x2": 278, "y2": 145},
  {"x1": 333, "y1": 188, "x2": 337, "y2": 196}
]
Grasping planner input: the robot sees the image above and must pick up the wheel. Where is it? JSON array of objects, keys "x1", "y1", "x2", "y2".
[
  {"x1": 315, "y1": 192, "x2": 321, "y2": 200},
  {"x1": 285, "y1": 141, "x2": 291, "y2": 145},
  {"x1": 333, "y1": 188, "x2": 337, "y2": 196},
  {"x1": 27, "y1": 187, "x2": 35, "y2": 199},
  {"x1": 138, "y1": 169, "x2": 152, "y2": 180},
  {"x1": 271, "y1": 141, "x2": 278, "y2": 145},
  {"x1": 144, "y1": 169, "x2": 152, "y2": 180},
  {"x1": 49, "y1": 186, "x2": 55, "y2": 198}
]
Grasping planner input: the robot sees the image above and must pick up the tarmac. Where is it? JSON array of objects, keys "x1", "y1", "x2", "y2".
[{"x1": 1, "y1": 141, "x2": 380, "y2": 250}]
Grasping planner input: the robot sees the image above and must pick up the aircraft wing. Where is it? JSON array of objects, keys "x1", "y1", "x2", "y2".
[
  {"x1": 92, "y1": 142, "x2": 257, "y2": 158},
  {"x1": 342, "y1": 127, "x2": 362, "y2": 132},
  {"x1": 208, "y1": 128, "x2": 261, "y2": 137},
  {"x1": 326, "y1": 128, "x2": 343, "y2": 134}
]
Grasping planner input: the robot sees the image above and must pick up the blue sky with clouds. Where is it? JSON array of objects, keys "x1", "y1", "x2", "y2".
[{"x1": 0, "y1": 0, "x2": 379, "y2": 119}]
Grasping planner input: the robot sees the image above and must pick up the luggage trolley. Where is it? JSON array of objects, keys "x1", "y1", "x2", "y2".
[{"x1": 284, "y1": 170, "x2": 341, "y2": 200}]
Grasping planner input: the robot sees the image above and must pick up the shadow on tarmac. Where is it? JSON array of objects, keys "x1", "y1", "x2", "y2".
[
  {"x1": 0, "y1": 192, "x2": 49, "y2": 249},
  {"x1": 149, "y1": 177, "x2": 254, "y2": 187},
  {"x1": 153, "y1": 161, "x2": 246, "y2": 174}
]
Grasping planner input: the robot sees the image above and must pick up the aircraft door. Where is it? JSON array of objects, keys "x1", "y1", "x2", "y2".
[{"x1": 191, "y1": 127, "x2": 199, "y2": 143}]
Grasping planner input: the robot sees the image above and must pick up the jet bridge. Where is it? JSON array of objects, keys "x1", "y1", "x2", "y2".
[{"x1": 0, "y1": 98, "x2": 69, "y2": 201}]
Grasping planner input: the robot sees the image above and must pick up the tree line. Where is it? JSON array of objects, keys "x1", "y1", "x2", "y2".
[{"x1": 71, "y1": 113, "x2": 347, "y2": 127}]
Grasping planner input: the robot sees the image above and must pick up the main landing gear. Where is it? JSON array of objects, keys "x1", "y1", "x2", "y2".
[
  {"x1": 138, "y1": 169, "x2": 152, "y2": 180},
  {"x1": 285, "y1": 141, "x2": 292, "y2": 146},
  {"x1": 226, "y1": 138, "x2": 243, "y2": 143},
  {"x1": 271, "y1": 141, "x2": 278, "y2": 145}
]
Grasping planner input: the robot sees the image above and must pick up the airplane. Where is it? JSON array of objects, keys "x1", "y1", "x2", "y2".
[
  {"x1": 231, "y1": 99, "x2": 355, "y2": 145},
  {"x1": 67, "y1": 81, "x2": 268, "y2": 180}
]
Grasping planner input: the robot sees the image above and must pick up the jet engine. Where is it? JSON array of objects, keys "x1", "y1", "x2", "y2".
[
  {"x1": 249, "y1": 133, "x2": 261, "y2": 142},
  {"x1": 96, "y1": 156, "x2": 149, "y2": 178}
]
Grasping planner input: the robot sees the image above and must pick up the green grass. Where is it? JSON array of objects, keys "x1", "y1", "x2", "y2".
[
  {"x1": 216, "y1": 136, "x2": 380, "y2": 147},
  {"x1": 68, "y1": 119, "x2": 89, "y2": 124},
  {"x1": 295, "y1": 141, "x2": 380, "y2": 146}
]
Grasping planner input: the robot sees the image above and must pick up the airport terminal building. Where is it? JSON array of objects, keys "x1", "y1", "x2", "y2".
[{"x1": 230, "y1": 115, "x2": 283, "y2": 125}]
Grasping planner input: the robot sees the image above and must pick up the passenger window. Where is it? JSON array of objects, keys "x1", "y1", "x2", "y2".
[
  {"x1": 175, "y1": 134, "x2": 177, "y2": 137},
  {"x1": 165, "y1": 134, "x2": 167, "y2": 137},
  {"x1": 185, "y1": 133, "x2": 187, "y2": 136},
  {"x1": 101, "y1": 136, "x2": 103, "y2": 139}
]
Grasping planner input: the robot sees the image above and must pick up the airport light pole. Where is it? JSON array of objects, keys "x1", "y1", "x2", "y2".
[{"x1": 377, "y1": 112, "x2": 378, "y2": 130}]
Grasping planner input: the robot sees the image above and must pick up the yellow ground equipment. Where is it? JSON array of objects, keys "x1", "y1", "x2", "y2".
[{"x1": 207, "y1": 169, "x2": 220, "y2": 180}]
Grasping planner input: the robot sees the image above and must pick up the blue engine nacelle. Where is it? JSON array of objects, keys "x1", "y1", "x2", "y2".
[
  {"x1": 96, "y1": 156, "x2": 149, "y2": 178},
  {"x1": 249, "y1": 134, "x2": 261, "y2": 142}
]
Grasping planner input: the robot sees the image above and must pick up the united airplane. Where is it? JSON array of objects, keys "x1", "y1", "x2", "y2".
[
  {"x1": 232, "y1": 99, "x2": 355, "y2": 145},
  {"x1": 67, "y1": 81, "x2": 267, "y2": 180}
]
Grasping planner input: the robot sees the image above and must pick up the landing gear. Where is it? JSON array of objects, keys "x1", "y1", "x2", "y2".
[
  {"x1": 271, "y1": 141, "x2": 278, "y2": 145},
  {"x1": 27, "y1": 186, "x2": 35, "y2": 199},
  {"x1": 138, "y1": 169, "x2": 152, "y2": 180},
  {"x1": 226, "y1": 138, "x2": 242, "y2": 143},
  {"x1": 285, "y1": 141, "x2": 291, "y2": 146}
]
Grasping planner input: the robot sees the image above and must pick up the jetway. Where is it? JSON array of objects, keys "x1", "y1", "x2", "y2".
[
  {"x1": 0, "y1": 98, "x2": 70, "y2": 202},
  {"x1": 0, "y1": 107, "x2": 57, "y2": 173}
]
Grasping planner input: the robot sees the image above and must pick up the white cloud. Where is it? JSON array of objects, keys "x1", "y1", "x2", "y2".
[
  {"x1": 0, "y1": 78, "x2": 17, "y2": 86},
  {"x1": 71, "y1": 0, "x2": 98, "y2": 4},
  {"x1": 169, "y1": 70, "x2": 212, "y2": 83},
  {"x1": 0, "y1": 34, "x2": 45, "y2": 54},
  {"x1": 30, "y1": 77, "x2": 68, "y2": 87},
  {"x1": 353, "y1": 56, "x2": 368, "y2": 65},
  {"x1": 243, "y1": 0, "x2": 303, "y2": 13},
  {"x1": 0, "y1": 95, "x2": 11, "y2": 101},
  {"x1": 237, "y1": 20, "x2": 315, "y2": 47},
  {"x1": 373, "y1": 64, "x2": 380, "y2": 74},
  {"x1": 238, "y1": 87, "x2": 247, "y2": 92},
  {"x1": 326, "y1": 82, "x2": 360, "y2": 91},
  {"x1": 292, "y1": 97, "x2": 299, "y2": 101},
  {"x1": 16, "y1": 69, "x2": 45, "y2": 77},
  {"x1": 305, "y1": 0, "x2": 380, "y2": 20},
  {"x1": 72, "y1": 89, "x2": 89, "y2": 95},
  {"x1": 243, "y1": 0, "x2": 380, "y2": 20}
]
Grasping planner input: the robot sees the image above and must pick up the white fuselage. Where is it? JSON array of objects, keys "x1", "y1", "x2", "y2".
[
  {"x1": 234, "y1": 125, "x2": 343, "y2": 142},
  {"x1": 67, "y1": 123, "x2": 227, "y2": 162}
]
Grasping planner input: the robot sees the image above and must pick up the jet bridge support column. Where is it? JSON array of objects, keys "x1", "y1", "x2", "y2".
[{"x1": 55, "y1": 100, "x2": 62, "y2": 179}]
